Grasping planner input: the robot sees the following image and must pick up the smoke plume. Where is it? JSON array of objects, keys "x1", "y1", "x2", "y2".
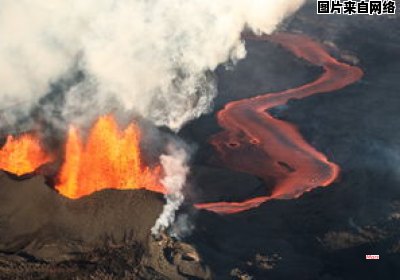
[
  {"x1": 0, "y1": 0, "x2": 304, "y2": 131},
  {"x1": 152, "y1": 144, "x2": 190, "y2": 235}
]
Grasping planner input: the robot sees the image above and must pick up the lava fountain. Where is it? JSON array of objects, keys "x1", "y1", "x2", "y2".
[
  {"x1": 0, "y1": 115, "x2": 164, "y2": 198},
  {"x1": 195, "y1": 33, "x2": 363, "y2": 214},
  {"x1": 56, "y1": 115, "x2": 164, "y2": 198},
  {"x1": 0, "y1": 134, "x2": 52, "y2": 176}
]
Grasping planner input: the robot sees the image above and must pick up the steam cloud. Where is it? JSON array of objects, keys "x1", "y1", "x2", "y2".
[
  {"x1": 0, "y1": 1, "x2": 304, "y2": 233},
  {"x1": 151, "y1": 144, "x2": 190, "y2": 235},
  {"x1": 0, "y1": 0, "x2": 304, "y2": 131}
]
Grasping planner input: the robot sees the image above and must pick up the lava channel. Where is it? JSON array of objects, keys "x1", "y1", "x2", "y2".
[{"x1": 195, "y1": 33, "x2": 363, "y2": 214}]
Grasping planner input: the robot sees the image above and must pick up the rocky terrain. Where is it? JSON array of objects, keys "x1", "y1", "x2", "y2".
[{"x1": 0, "y1": 171, "x2": 210, "y2": 279}]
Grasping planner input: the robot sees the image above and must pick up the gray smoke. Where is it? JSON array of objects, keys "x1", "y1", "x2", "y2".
[{"x1": 0, "y1": 0, "x2": 304, "y2": 131}]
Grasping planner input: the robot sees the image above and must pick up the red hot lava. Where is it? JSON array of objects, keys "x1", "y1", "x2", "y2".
[
  {"x1": 56, "y1": 115, "x2": 164, "y2": 198},
  {"x1": 0, "y1": 134, "x2": 52, "y2": 176},
  {"x1": 195, "y1": 33, "x2": 363, "y2": 214},
  {"x1": 0, "y1": 115, "x2": 164, "y2": 198}
]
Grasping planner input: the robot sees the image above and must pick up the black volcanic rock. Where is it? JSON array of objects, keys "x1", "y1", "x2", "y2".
[
  {"x1": 186, "y1": 165, "x2": 263, "y2": 204},
  {"x1": 0, "y1": 171, "x2": 164, "y2": 260},
  {"x1": 0, "y1": 172, "x2": 211, "y2": 279}
]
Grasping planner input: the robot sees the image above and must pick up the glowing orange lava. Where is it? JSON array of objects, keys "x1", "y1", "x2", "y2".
[
  {"x1": 0, "y1": 134, "x2": 52, "y2": 176},
  {"x1": 55, "y1": 115, "x2": 164, "y2": 199},
  {"x1": 195, "y1": 33, "x2": 363, "y2": 214}
]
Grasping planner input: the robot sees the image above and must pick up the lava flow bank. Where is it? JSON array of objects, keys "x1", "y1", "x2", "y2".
[{"x1": 195, "y1": 33, "x2": 363, "y2": 214}]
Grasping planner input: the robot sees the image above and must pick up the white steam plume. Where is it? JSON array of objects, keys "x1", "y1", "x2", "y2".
[
  {"x1": 0, "y1": 0, "x2": 304, "y2": 131},
  {"x1": 152, "y1": 144, "x2": 190, "y2": 235},
  {"x1": 1, "y1": 1, "x2": 305, "y2": 233}
]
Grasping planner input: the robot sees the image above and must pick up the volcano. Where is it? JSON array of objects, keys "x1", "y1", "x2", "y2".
[
  {"x1": 1, "y1": 1, "x2": 400, "y2": 280},
  {"x1": 0, "y1": 115, "x2": 212, "y2": 278}
]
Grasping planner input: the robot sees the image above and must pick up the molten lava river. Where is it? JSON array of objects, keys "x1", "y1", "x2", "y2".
[
  {"x1": 195, "y1": 33, "x2": 363, "y2": 214},
  {"x1": 0, "y1": 33, "x2": 363, "y2": 213}
]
